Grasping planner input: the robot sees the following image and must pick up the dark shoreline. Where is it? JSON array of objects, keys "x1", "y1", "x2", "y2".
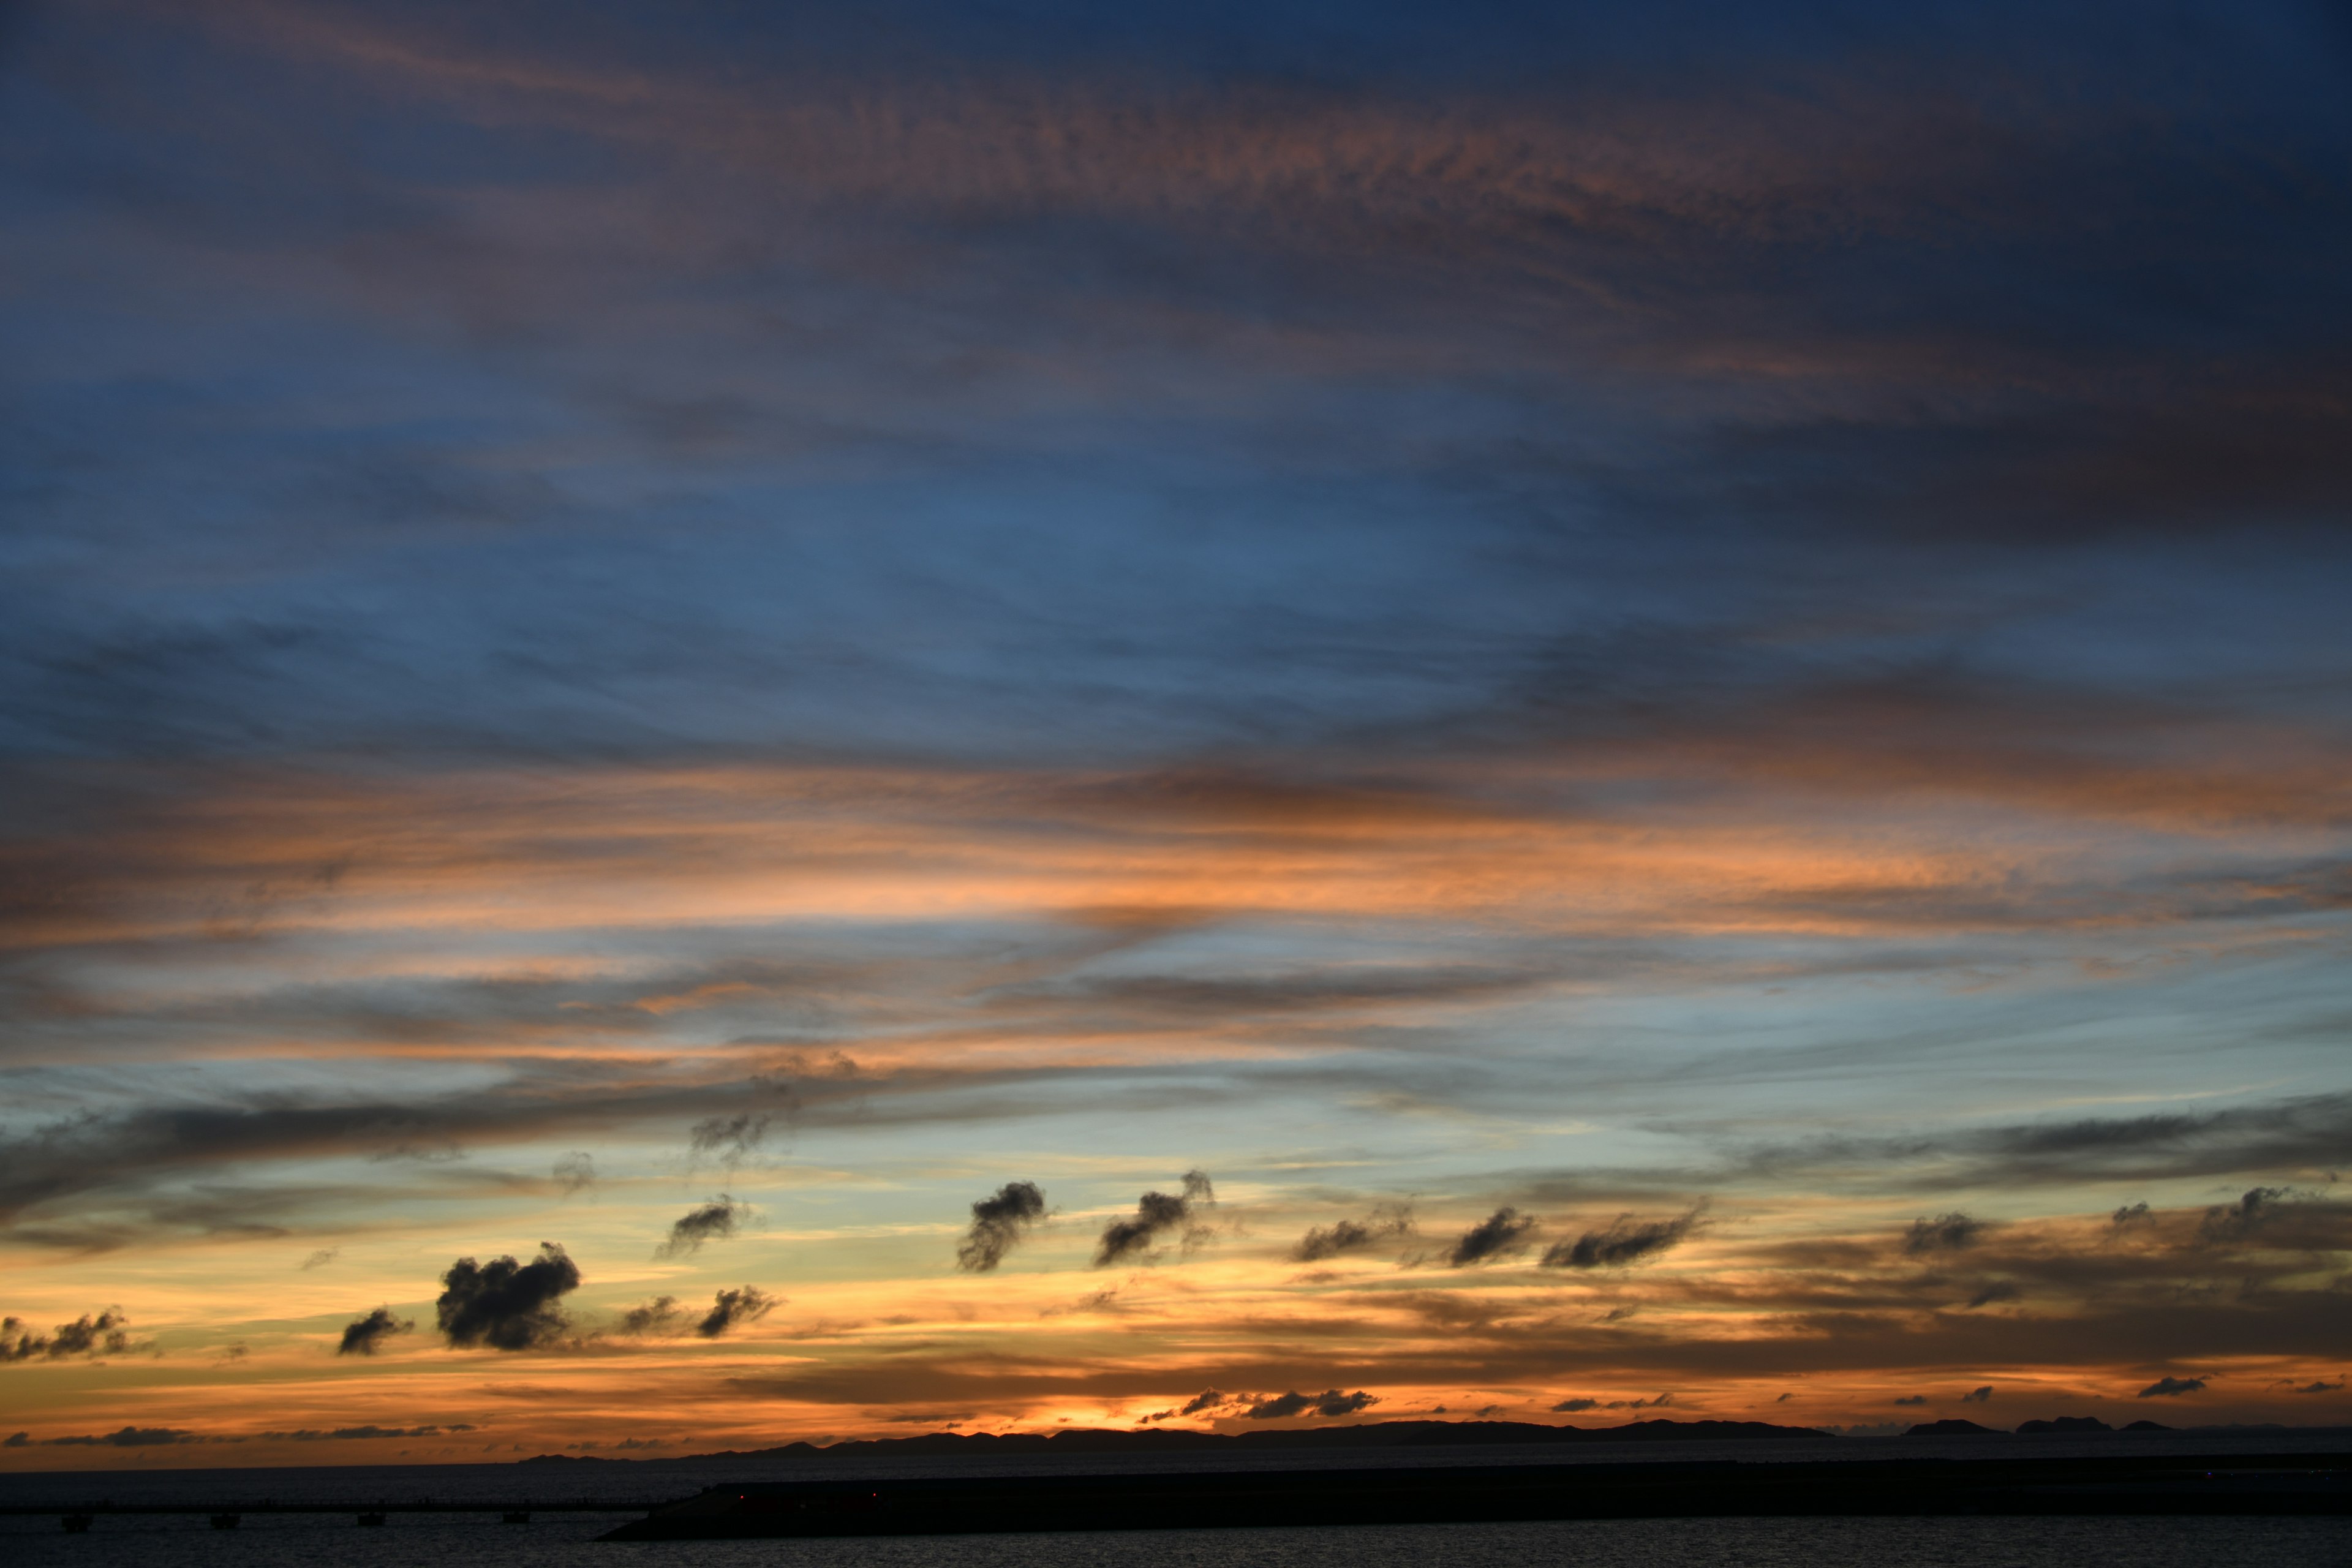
[{"x1": 602, "y1": 1452, "x2": 2352, "y2": 1539}]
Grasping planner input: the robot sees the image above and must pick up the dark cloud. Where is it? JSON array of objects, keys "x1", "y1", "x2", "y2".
[
  {"x1": 1962, "y1": 1385, "x2": 1993, "y2": 1403},
  {"x1": 617, "y1": 1295, "x2": 682, "y2": 1336},
  {"x1": 552, "y1": 1152, "x2": 595, "y2": 1195},
  {"x1": 1292, "y1": 1204, "x2": 1412, "y2": 1263},
  {"x1": 2199, "y1": 1186, "x2": 2288, "y2": 1243},
  {"x1": 1965, "y1": 1282, "x2": 2019, "y2": 1309},
  {"x1": 2110, "y1": 1202, "x2": 2151, "y2": 1227},
  {"x1": 1448, "y1": 1207, "x2": 1537, "y2": 1267},
  {"x1": 336, "y1": 1306, "x2": 413, "y2": 1356},
  {"x1": 301, "y1": 1248, "x2": 341, "y2": 1270},
  {"x1": 0, "y1": 1310, "x2": 132, "y2": 1362},
  {"x1": 1904, "y1": 1212, "x2": 1983, "y2": 1255},
  {"x1": 1094, "y1": 1170, "x2": 1215, "y2": 1267},
  {"x1": 1551, "y1": 1397, "x2": 1599, "y2": 1412},
  {"x1": 261, "y1": 1424, "x2": 473, "y2": 1441},
  {"x1": 957, "y1": 1181, "x2": 1047, "y2": 1272},
  {"x1": 696, "y1": 1286, "x2": 778, "y2": 1338},
  {"x1": 2138, "y1": 1376, "x2": 2206, "y2": 1398},
  {"x1": 688, "y1": 1114, "x2": 773, "y2": 1165},
  {"x1": 2288, "y1": 1379, "x2": 2344, "y2": 1394},
  {"x1": 1540, "y1": 1207, "x2": 1700, "y2": 1270},
  {"x1": 1893, "y1": 1395, "x2": 1927, "y2": 1406},
  {"x1": 1245, "y1": 1389, "x2": 1378, "y2": 1420},
  {"x1": 1179, "y1": 1389, "x2": 1227, "y2": 1416},
  {"x1": 655, "y1": 1195, "x2": 753, "y2": 1259},
  {"x1": 2, "y1": 1433, "x2": 23, "y2": 1446},
  {"x1": 42, "y1": 1427, "x2": 204, "y2": 1447},
  {"x1": 435, "y1": 1242, "x2": 580, "y2": 1351}
]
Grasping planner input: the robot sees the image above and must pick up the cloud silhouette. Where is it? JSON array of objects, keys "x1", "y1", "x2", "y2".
[
  {"x1": 1094, "y1": 1170, "x2": 1214, "y2": 1267},
  {"x1": 696, "y1": 1286, "x2": 778, "y2": 1338},
  {"x1": 336, "y1": 1306, "x2": 413, "y2": 1356},
  {"x1": 435, "y1": 1242, "x2": 580, "y2": 1351},
  {"x1": 687, "y1": 1114, "x2": 772, "y2": 1165},
  {"x1": 1, "y1": 1311, "x2": 133, "y2": 1362},
  {"x1": 2138, "y1": 1375, "x2": 2206, "y2": 1398},
  {"x1": 1551, "y1": 1397, "x2": 1599, "y2": 1412},
  {"x1": 617, "y1": 1295, "x2": 682, "y2": 1336},
  {"x1": 1179, "y1": 1389, "x2": 1228, "y2": 1416},
  {"x1": 1962, "y1": 1385, "x2": 1993, "y2": 1403},
  {"x1": 1904, "y1": 1212, "x2": 1983, "y2": 1254},
  {"x1": 957, "y1": 1181, "x2": 1047, "y2": 1272},
  {"x1": 655, "y1": 1195, "x2": 753, "y2": 1259},
  {"x1": 1540, "y1": 1207, "x2": 1701, "y2": 1270},
  {"x1": 1292, "y1": 1204, "x2": 1412, "y2": 1262},
  {"x1": 1449, "y1": 1207, "x2": 1536, "y2": 1267},
  {"x1": 1245, "y1": 1389, "x2": 1378, "y2": 1420},
  {"x1": 552, "y1": 1152, "x2": 595, "y2": 1195}
]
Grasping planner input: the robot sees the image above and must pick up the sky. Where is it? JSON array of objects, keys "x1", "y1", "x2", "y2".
[{"x1": 2, "y1": 0, "x2": 2350, "y2": 1466}]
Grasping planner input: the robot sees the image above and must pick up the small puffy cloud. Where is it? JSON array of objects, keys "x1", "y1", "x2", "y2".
[
  {"x1": 1245, "y1": 1389, "x2": 1378, "y2": 1420},
  {"x1": 957, "y1": 1182, "x2": 1047, "y2": 1272},
  {"x1": 1094, "y1": 1171, "x2": 1214, "y2": 1267},
  {"x1": 2286, "y1": 1379, "x2": 2344, "y2": 1394},
  {"x1": 553, "y1": 1152, "x2": 596, "y2": 1195},
  {"x1": 1962, "y1": 1385, "x2": 1994, "y2": 1403},
  {"x1": 301, "y1": 1248, "x2": 341, "y2": 1270},
  {"x1": 2138, "y1": 1375, "x2": 2207, "y2": 1398},
  {"x1": 435, "y1": 1242, "x2": 581, "y2": 1351},
  {"x1": 1179, "y1": 1389, "x2": 1227, "y2": 1416},
  {"x1": 687, "y1": 1114, "x2": 772, "y2": 1165},
  {"x1": 617, "y1": 1295, "x2": 682, "y2": 1336},
  {"x1": 337, "y1": 1306, "x2": 413, "y2": 1356},
  {"x1": 2109, "y1": 1202, "x2": 2151, "y2": 1227},
  {"x1": 1292, "y1": 1205, "x2": 1412, "y2": 1263},
  {"x1": 2199, "y1": 1187, "x2": 2287, "y2": 1243},
  {"x1": 1540, "y1": 1207, "x2": 1701, "y2": 1270},
  {"x1": 655, "y1": 1196, "x2": 753, "y2": 1259},
  {"x1": 1551, "y1": 1397, "x2": 1599, "y2": 1412},
  {"x1": 1894, "y1": 1395, "x2": 1928, "y2": 1406},
  {"x1": 1607, "y1": 1393, "x2": 1673, "y2": 1410},
  {"x1": 1, "y1": 1311, "x2": 134, "y2": 1362},
  {"x1": 1966, "y1": 1282, "x2": 2019, "y2": 1309},
  {"x1": 2, "y1": 1433, "x2": 23, "y2": 1447},
  {"x1": 1449, "y1": 1207, "x2": 1536, "y2": 1267},
  {"x1": 696, "y1": 1286, "x2": 778, "y2": 1338},
  {"x1": 1904, "y1": 1212, "x2": 1983, "y2": 1254}
]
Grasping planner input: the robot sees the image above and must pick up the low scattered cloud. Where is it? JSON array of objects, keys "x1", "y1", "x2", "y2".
[
  {"x1": 1965, "y1": 1282, "x2": 2020, "y2": 1309},
  {"x1": 1094, "y1": 1170, "x2": 1214, "y2": 1267},
  {"x1": 2286, "y1": 1379, "x2": 2344, "y2": 1394},
  {"x1": 655, "y1": 1195, "x2": 753, "y2": 1259},
  {"x1": 687, "y1": 1114, "x2": 772, "y2": 1167},
  {"x1": 1540, "y1": 1207, "x2": 1702, "y2": 1270},
  {"x1": 1962, "y1": 1385, "x2": 1993, "y2": 1403},
  {"x1": 2199, "y1": 1186, "x2": 2287, "y2": 1243},
  {"x1": 1551, "y1": 1397, "x2": 1599, "y2": 1412},
  {"x1": 336, "y1": 1306, "x2": 413, "y2": 1356},
  {"x1": 2138, "y1": 1375, "x2": 2207, "y2": 1398},
  {"x1": 1179, "y1": 1389, "x2": 1227, "y2": 1416},
  {"x1": 958, "y1": 1181, "x2": 1047, "y2": 1272},
  {"x1": 552, "y1": 1152, "x2": 595, "y2": 1195},
  {"x1": 2110, "y1": 1202, "x2": 2150, "y2": 1227},
  {"x1": 1894, "y1": 1395, "x2": 1928, "y2": 1406},
  {"x1": 696, "y1": 1286, "x2": 778, "y2": 1338},
  {"x1": 436, "y1": 1242, "x2": 580, "y2": 1351},
  {"x1": 1, "y1": 1311, "x2": 134, "y2": 1362},
  {"x1": 261, "y1": 1424, "x2": 474, "y2": 1441},
  {"x1": 301, "y1": 1248, "x2": 340, "y2": 1270},
  {"x1": 1292, "y1": 1204, "x2": 1412, "y2": 1263},
  {"x1": 40, "y1": 1427, "x2": 207, "y2": 1447},
  {"x1": 1608, "y1": 1393, "x2": 1674, "y2": 1410},
  {"x1": 1449, "y1": 1207, "x2": 1536, "y2": 1267},
  {"x1": 1904, "y1": 1212, "x2": 1983, "y2": 1254},
  {"x1": 1245, "y1": 1389, "x2": 1377, "y2": 1420},
  {"x1": 617, "y1": 1295, "x2": 682, "y2": 1336}
]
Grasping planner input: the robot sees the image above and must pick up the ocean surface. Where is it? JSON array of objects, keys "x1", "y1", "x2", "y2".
[{"x1": 6, "y1": 1436, "x2": 2350, "y2": 1567}]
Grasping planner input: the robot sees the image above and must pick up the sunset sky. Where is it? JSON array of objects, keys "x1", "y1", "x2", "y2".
[{"x1": 3, "y1": 0, "x2": 2350, "y2": 1467}]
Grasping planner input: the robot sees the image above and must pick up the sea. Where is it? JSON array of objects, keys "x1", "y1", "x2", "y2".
[{"x1": 5, "y1": 1431, "x2": 2349, "y2": 1567}]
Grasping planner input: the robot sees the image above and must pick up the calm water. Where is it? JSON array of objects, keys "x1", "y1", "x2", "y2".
[{"x1": 2, "y1": 1512, "x2": 2350, "y2": 1568}]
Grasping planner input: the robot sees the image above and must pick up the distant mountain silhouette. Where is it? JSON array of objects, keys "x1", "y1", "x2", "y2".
[
  {"x1": 519, "y1": 1418, "x2": 1830, "y2": 1467},
  {"x1": 1902, "y1": 1419, "x2": 1996, "y2": 1436},
  {"x1": 2014, "y1": 1416, "x2": 2112, "y2": 1434}
]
